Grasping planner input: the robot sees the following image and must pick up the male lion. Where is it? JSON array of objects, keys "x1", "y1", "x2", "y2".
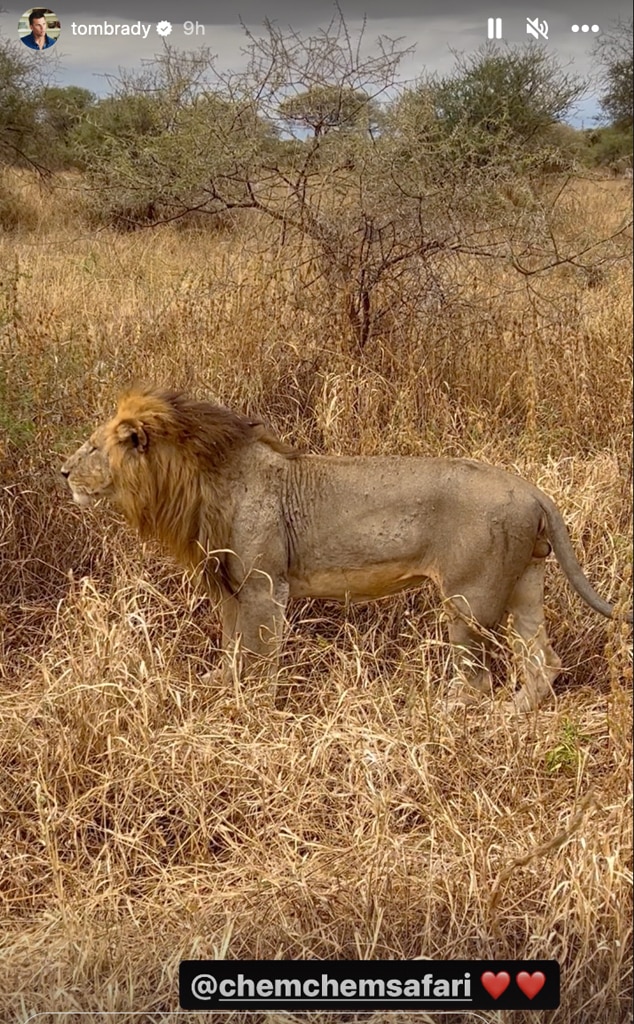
[{"x1": 61, "y1": 387, "x2": 632, "y2": 711}]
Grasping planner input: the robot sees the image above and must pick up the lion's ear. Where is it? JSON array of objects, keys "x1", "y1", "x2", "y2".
[{"x1": 115, "y1": 420, "x2": 149, "y2": 453}]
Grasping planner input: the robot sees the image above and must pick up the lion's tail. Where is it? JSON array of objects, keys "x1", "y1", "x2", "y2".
[{"x1": 536, "y1": 491, "x2": 633, "y2": 623}]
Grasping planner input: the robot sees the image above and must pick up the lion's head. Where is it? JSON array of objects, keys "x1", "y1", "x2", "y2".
[
  {"x1": 60, "y1": 427, "x2": 113, "y2": 507},
  {"x1": 62, "y1": 386, "x2": 292, "y2": 566}
]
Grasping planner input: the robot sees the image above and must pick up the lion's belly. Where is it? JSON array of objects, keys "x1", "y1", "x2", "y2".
[{"x1": 287, "y1": 562, "x2": 433, "y2": 602}]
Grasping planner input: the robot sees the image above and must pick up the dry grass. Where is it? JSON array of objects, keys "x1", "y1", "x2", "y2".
[{"x1": 0, "y1": 171, "x2": 632, "y2": 1024}]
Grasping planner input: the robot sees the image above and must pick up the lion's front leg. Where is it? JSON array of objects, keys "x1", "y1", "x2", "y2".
[{"x1": 221, "y1": 575, "x2": 289, "y2": 687}]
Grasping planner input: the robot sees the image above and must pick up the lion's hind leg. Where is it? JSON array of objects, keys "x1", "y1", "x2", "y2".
[
  {"x1": 445, "y1": 613, "x2": 495, "y2": 706},
  {"x1": 505, "y1": 559, "x2": 562, "y2": 712}
]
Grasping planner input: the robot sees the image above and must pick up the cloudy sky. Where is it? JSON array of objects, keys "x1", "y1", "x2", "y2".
[{"x1": 3, "y1": 0, "x2": 631, "y2": 124}]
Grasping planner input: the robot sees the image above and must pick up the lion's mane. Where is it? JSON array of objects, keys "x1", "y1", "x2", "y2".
[{"x1": 106, "y1": 387, "x2": 296, "y2": 571}]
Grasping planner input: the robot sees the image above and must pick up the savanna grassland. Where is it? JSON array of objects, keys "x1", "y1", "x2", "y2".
[{"x1": 0, "y1": 168, "x2": 632, "y2": 1024}]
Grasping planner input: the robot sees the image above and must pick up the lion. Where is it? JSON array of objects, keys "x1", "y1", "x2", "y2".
[{"x1": 61, "y1": 387, "x2": 632, "y2": 711}]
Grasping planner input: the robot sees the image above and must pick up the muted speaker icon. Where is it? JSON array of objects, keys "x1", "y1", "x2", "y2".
[{"x1": 526, "y1": 16, "x2": 549, "y2": 39}]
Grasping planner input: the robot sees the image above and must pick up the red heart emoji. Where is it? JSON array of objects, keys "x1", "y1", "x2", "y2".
[
  {"x1": 480, "y1": 971, "x2": 511, "y2": 999},
  {"x1": 516, "y1": 971, "x2": 546, "y2": 999}
]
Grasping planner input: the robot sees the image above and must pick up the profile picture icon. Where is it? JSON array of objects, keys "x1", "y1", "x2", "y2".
[{"x1": 19, "y1": 8, "x2": 60, "y2": 50}]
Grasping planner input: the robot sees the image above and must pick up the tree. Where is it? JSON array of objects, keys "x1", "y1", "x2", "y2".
[
  {"x1": 279, "y1": 84, "x2": 381, "y2": 138},
  {"x1": 0, "y1": 34, "x2": 94, "y2": 170},
  {"x1": 594, "y1": 18, "x2": 633, "y2": 129},
  {"x1": 76, "y1": 49, "x2": 277, "y2": 226},
  {"x1": 392, "y1": 45, "x2": 584, "y2": 172},
  {"x1": 0, "y1": 36, "x2": 43, "y2": 167},
  {"x1": 72, "y1": 92, "x2": 167, "y2": 160},
  {"x1": 38, "y1": 86, "x2": 95, "y2": 134},
  {"x1": 31, "y1": 85, "x2": 96, "y2": 168}
]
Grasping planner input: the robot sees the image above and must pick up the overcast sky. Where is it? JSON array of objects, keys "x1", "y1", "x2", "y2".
[{"x1": 3, "y1": 0, "x2": 631, "y2": 124}]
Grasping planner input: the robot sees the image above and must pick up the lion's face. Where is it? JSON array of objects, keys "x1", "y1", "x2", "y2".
[
  {"x1": 61, "y1": 390, "x2": 165, "y2": 509},
  {"x1": 61, "y1": 390, "x2": 189, "y2": 517},
  {"x1": 61, "y1": 428, "x2": 114, "y2": 506}
]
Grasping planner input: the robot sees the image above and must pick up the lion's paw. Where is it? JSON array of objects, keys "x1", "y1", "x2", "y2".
[
  {"x1": 442, "y1": 692, "x2": 485, "y2": 713},
  {"x1": 200, "y1": 666, "x2": 228, "y2": 687}
]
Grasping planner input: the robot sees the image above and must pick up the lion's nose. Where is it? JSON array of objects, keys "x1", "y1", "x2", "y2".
[{"x1": 60, "y1": 466, "x2": 70, "y2": 478}]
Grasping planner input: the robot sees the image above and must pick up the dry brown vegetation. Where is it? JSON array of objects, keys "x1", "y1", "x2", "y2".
[{"x1": 0, "y1": 168, "x2": 632, "y2": 1024}]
